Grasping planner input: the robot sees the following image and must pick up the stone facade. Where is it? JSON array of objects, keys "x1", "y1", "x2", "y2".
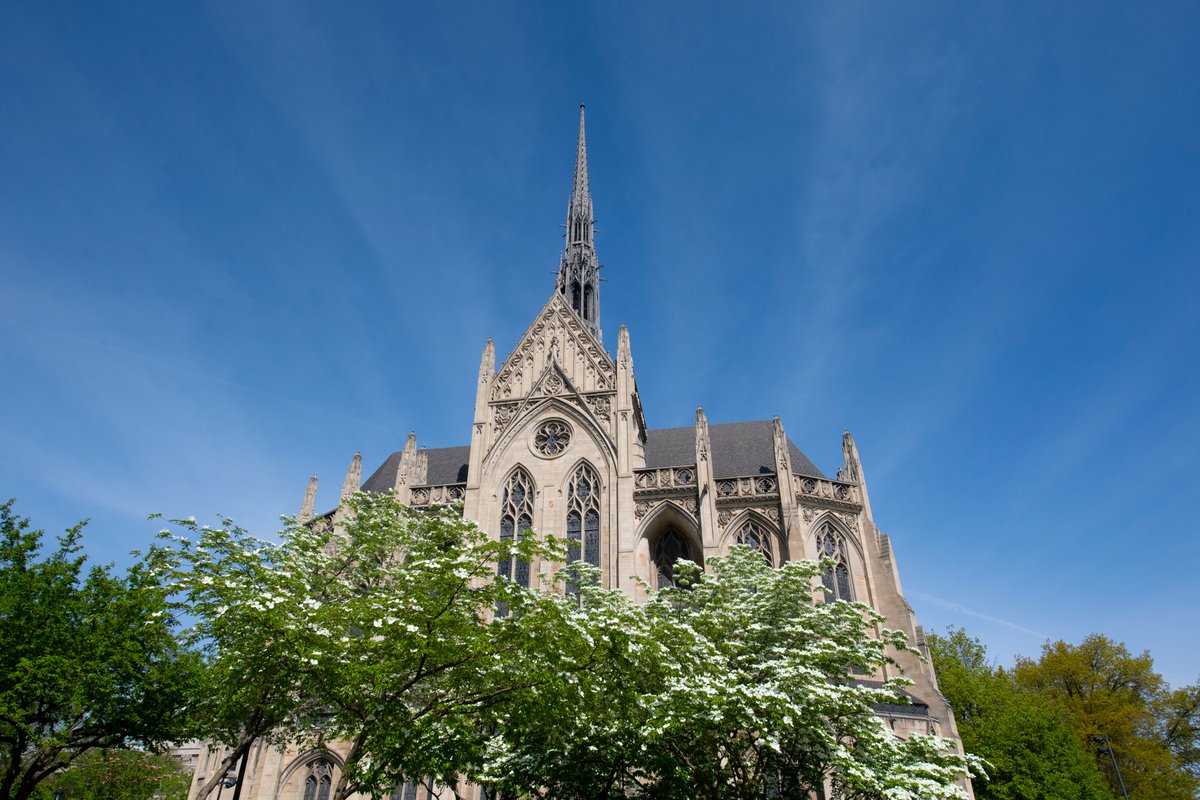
[{"x1": 188, "y1": 107, "x2": 965, "y2": 800}]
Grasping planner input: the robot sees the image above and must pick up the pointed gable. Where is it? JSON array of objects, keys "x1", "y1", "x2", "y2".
[{"x1": 490, "y1": 291, "x2": 615, "y2": 402}]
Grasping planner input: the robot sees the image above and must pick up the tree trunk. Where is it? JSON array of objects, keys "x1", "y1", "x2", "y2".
[
  {"x1": 331, "y1": 733, "x2": 367, "y2": 800},
  {"x1": 194, "y1": 734, "x2": 256, "y2": 800}
]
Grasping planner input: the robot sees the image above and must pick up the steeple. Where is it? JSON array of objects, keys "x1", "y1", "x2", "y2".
[{"x1": 557, "y1": 104, "x2": 602, "y2": 341}]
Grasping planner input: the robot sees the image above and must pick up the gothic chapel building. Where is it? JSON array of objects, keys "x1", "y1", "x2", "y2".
[{"x1": 188, "y1": 108, "x2": 963, "y2": 800}]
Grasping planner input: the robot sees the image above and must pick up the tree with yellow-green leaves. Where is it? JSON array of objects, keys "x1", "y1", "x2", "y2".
[{"x1": 1013, "y1": 635, "x2": 1199, "y2": 800}]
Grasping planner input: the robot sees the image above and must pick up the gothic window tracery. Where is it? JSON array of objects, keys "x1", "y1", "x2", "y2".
[
  {"x1": 496, "y1": 468, "x2": 535, "y2": 616},
  {"x1": 736, "y1": 517, "x2": 775, "y2": 566},
  {"x1": 652, "y1": 526, "x2": 696, "y2": 589},
  {"x1": 534, "y1": 420, "x2": 572, "y2": 457},
  {"x1": 302, "y1": 759, "x2": 335, "y2": 800},
  {"x1": 815, "y1": 522, "x2": 853, "y2": 602},
  {"x1": 392, "y1": 777, "x2": 435, "y2": 800},
  {"x1": 565, "y1": 463, "x2": 602, "y2": 571}
]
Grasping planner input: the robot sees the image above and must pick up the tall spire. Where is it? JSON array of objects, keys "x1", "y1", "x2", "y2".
[
  {"x1": 557, "y1": 104, "x2": 602, "y2": 341},
  {"x1": 572, "y1": 104, "x2": 590, "y2": 214}
]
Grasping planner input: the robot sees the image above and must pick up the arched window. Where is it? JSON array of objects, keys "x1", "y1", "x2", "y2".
[
  {"x1": 736, "y1": 517, "x2": 775, "y2": 566},
  {"x1": 652, "y1": 526, "x2": 696, "y2": 589},
  {"x1": 496, "y1": 468, "x2": 535, "y2": 617},
  {"x1": 565, "y1": 463, "x2": 602, "y2": 569},
  {"x1": 392, "y1": 777, "x2": 435, "y2": 800},
  {"x1": 302, "y1": 759, "x2": 335, "y2": 800},
  {"x1": 571, "y1": 281, "x2": 581, "y2": 313},
  {"x1": 583, "y1": 284, "x2": 594, "y2": 321},
  {"x1": 815, "y1": 522, "x2": 853, "y2": 602}
]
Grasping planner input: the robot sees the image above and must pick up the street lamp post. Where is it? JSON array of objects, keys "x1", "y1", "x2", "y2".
[{"x1": 1093, "y1": 734, "x2": 1130, "y2": 800}]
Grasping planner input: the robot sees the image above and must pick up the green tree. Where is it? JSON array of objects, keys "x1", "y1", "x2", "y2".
[
  {"x1": 477, "y1": 547, "x2": 981, "y2": 800},
  {"x1": 1160, "y1": 682, "x2": 1200, "y2": 782},
  {"x1": 161, "y1": 494, "x2": 568, "y2": 800},
  {"x1": 1013, "y1": 635, "x2": 1198, "y2": 800},
  {"x1": 927, "y1": 628, "x2": 1113, "y2": 800},
  {"x1": 0, "y1": 500, "x2": 196, "y2": 800},
  {"x1": 154, "y1": 513, "x2": 328, "y2": 800},
  {"x1": 43, "y1": 749, "x2": 191, "y2": 800},
  {"x1": 468, "y1": 561, "x2": 679, "y2": 800},
  {"x1": 295, "y1": 494, "x2": 573, "y2": 800}
]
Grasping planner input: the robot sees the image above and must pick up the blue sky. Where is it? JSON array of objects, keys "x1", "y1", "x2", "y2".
[{"x1": 2, "y1": 3, "x2": 1197, "y2": 686}]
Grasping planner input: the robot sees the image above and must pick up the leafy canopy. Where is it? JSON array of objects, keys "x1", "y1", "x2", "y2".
[{"x1": 0, "y1": 500, "x2": 196, "y2": 800}]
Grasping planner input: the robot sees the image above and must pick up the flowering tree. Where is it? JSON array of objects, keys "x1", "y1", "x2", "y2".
[
  {"x1": 161, "y1": 493, "x2": 567, "y2": 800},
  {"x1": 473, "y1": 547, "x2": 981, "y2": 800},
  {"x1": 294, "y1": 493, "x2": 577, "y2": 800},
  {"x1": 156, "y1": 513, "x2": 333, "y2": 800}
]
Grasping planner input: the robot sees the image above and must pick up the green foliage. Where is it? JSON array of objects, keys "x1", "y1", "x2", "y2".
[
  {"x1": 160, "y1": 494, "x2": 567, "y2": 800},
  {"x1": 927, "y1": 628, "x2": 1114, "y2": 800},
  {"x1": 1013, "y1": 635, "x2": 1199, "y2": 800},
  {"x1": 476, "y1": 547, "x2": 981, "y2": 800},
  {"x1": 0, "y1": 500, "x2": 197, "y2": 800},
  {"x1": 41, "y1": 749, "x2": 191, "y2": 800}
]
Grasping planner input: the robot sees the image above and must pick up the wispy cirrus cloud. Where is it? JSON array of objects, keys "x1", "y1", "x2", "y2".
[{"x1": 908, "y1": 589, "x2": 1048, "y2": 640}]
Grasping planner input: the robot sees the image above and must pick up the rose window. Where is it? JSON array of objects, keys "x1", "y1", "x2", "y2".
[{"x1": 534, "y1": 420, "x2": 572, "y2": 457}]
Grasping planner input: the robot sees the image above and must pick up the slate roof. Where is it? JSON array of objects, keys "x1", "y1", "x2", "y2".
[
  {"x1": 644, "y1": 420, "x2": 827, "y2": 479},
  {"x1": 360, "y1": 420, "x2": 825, "y2": 490},
  {"x1": 361, "y1": 445, "x2": 471, "y2": 492},
  {"x1": 852, "y1": 680, "x2": 931, "y2": 718}
]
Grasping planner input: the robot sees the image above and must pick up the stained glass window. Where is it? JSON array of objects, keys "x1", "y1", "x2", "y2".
[
  {"x1": 653, "y1": 527, "x2": 694, "y2": 589},
  {"x1": 565, "y1": 463, "x2": 602, "y2": 594},
  {"x1": 736, "y1": 518, "x2": 775, "y2": 566},
  {"x1": 496, "y1": 468, "x2": 535, "y2": 616},
  {"x1": 303, "y1": 760, "x2": 335, "y2": 800},
  {"x1": 815, "y1": 522, "x2": 853, "y2": 602}
]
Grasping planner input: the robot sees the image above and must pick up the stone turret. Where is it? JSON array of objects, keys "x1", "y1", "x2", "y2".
[
  {"x1": 299, "y1": 475, "x2": 318, "y2": 523},
  {"x1": 340, "y1": 453, "x2": 362, "y2": 499}
]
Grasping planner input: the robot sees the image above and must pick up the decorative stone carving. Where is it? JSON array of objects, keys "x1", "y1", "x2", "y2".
[
  {"x1": 494, "y1": 403, "x2": 519, "y2": 431},
  {"x1": 585, "y1": 394, "x2": 611, "y2": 419},
  {"x1": 715, "y1": 475, "x2": 778, "y2": 499},
  {"x1": 632, "y1": 467, "x2": 698, "y2": 492},
  {"x1": 490, "y1": 297, "x2": 616, "y2": 402},
  {"x1": 635, "y1": 497, "x2": 698, "y2": 522},
  {"x1": 802, "y1": 505, "x2": 817, "y2": 522},
  {"x1": 544, "y1": 372, "x2": 563, "y2": 396},
  {"x1": 533, "y1": 419, "x2": 572, "y2": 457},
  {"x1": 718, "y1": 509, "x2": 733, "y2": 527}
]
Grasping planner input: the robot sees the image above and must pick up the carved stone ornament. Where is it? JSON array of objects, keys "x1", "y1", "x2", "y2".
[
  {"x1": 717, "y1": 509, "x2": 733, "y2": 527},
  {"x1": 585, "y1": 394, "x2": 611, "y2": 418},
  {"x1": 635, "y1": 500, "x2": 652, "y2": 519},
  {"x1": 544, "y1": 372, "x2": 564, "y2": 396},
  {"x1": 533, "y1": 419, "x2": 572, "y2": 457},
  {"x1": 494, "y1": 403, "x2": 519, "y2": 430},
  {"x1": 802, "y1": 505, "x2": 817, "y2": 522}
]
